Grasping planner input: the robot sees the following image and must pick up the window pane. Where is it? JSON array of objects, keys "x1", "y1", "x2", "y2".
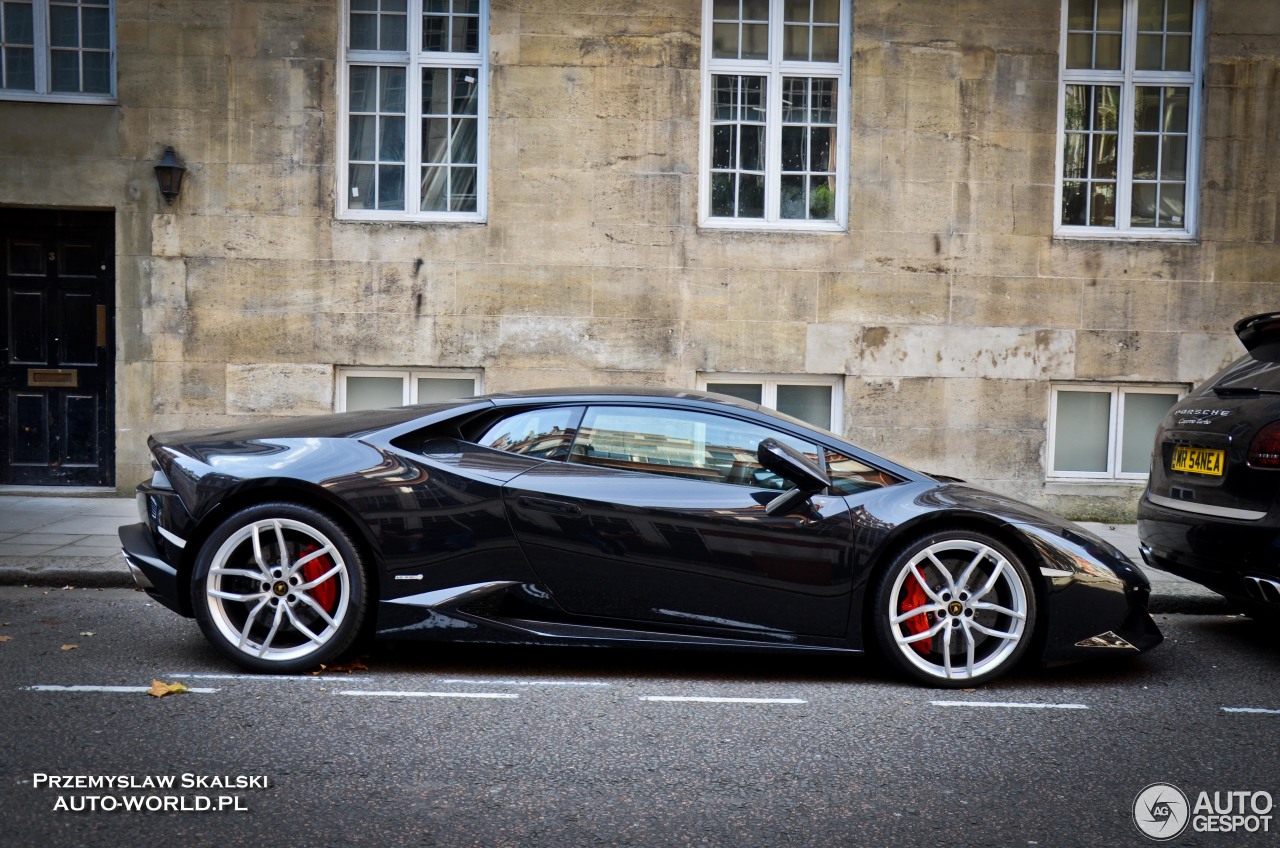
[
  {"x1": 784, "y1": 0, "x2": 809, "y2": 22},
  {"x1": 349, "y1": 65, "x2": 377, "y2": 112},
  {"x1": 1065, "y1": 33, "x2": 1092, "y2": 69},
  {"x1": 350, "y1": 12, "x2": 377, "y2": 49},
  {"x1": 1167, "y1": 0, "x2": 1192, "y2": 30},
  {"x1": 743, "y1": 22, "x2": 768, "y2": 59},
  {"x1": 450, "y1": 166, "x2": 477, "y2": 211},
  {"x1": 1097, "y1": 0, "x2": 1123, "y2": 30},
  {"x1": 379, "y1": 115, "x2": 405, "y2": 161},
  {"x1": 572, "y1": 406, "x2": 816, "y2": 490},
  {"x1": 712, "y1": 22, "x2": 738, "y2": 59},
  {"x1": 377, "y1": 164, "x2": 404, "y2": 209},
  {"x1": 1067, "y1": 0, "x2": 1094, "y2": 29},
  {"x1": 1163, "y1": 87, "x2": 1188, "y2": 132},
  {"x1": 82, "y1": 49, "x2": 108, "y2": 92},
  {"x1": 49, "y1": 5, "x2": 78, "y2": 48},
  {"x1": 479, "y1": 407, "x2": 583, "y2": 459},
  {"x1": 416, "y1": 377, "x2": 475, "y2": 403},
  {"x1": 380, "y1": 12, "x2": 406, "y2": 51},
  {"x1": 1095, "y1": 33, "x2": 1121, "y2": 69},
  {"x1": 1131, "y1": 182, "x2": 1158, "y2": 227},
  {"x1": 452, "y1": 117, "x2": 477, "y2": 164},
  {"x1": 1161, "y1": 135, "x2": 1187, "y2": 179},
  {"x1": 1133, "y1": 135, "x2": 1158, "y2": 179},
  {"x1": 1121, "y1": 393, "x2": 1179, "y2": 473},
  {"x1": 1137, "y1": 0, "x2": 1163, "y2": 29},
  {"x1": 813, "y1": 0, "x2": 838, "y2": 23},
  {"x1": 350, "y1": 115, "x2": 376, "y2": 159},
  {"x1": 812, "y1": 25, "x2": 838, "y2": 62},
  {"x1": 784, "y1": 23, "x2": 807, "y2": 61},
  {"x1": 1165, "y1": 35, "x2": 1190, "y2": 71},
  {"x1": 4, "y1": 47, "x2": 35, "y2": 89},
  {"x1": 346, "y1": 376, "x2": 406, "y2": 411},
  {"x1": 82, "y1": 6, "x2": 109, "y2": 49},
  {"x1": 1062, "y1": 181, "x2": 1087, "y2": 225},
  {"x1": 1136, "y1": 33, "x2": 1162, "y2": 70},
  {"x1": 706, "y1": 382, "x2": 764, "y2": 404},
  {"x1": 776, "y1": 384, "x2": 832, "y2": 429},
  {"x1": 3, "y1": 2, "x2": 34, "y2": 44},
  {"x1": 738, "y1": 173, "x2": 764, "y2": 217},
  {"x1": 780, "y1": 174, "x2": 806, "y2": 219},
  {"x1": 421, "y1": 164, "x2": 447, "y2": 210},
  {"x1": 50, "y1": 49, "x2": 79, "y2": 91},
  {"x1": 1089, "y1": 183, "x2": 1115, "y2": 226},
  {"x1": 1159, "y1": 181, "x2": 1185, "y2": 226},
  {"x1": 1054, "y1": 391, "x2": 1111, "y2": 473},
  {"x1": 349, "y1": 164, "x2": 375, "y2": 208}
]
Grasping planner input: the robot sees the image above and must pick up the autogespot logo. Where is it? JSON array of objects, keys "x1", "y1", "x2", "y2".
[{"x1": 1134, "y1": 783, "x2": 1190, "y2": 841}]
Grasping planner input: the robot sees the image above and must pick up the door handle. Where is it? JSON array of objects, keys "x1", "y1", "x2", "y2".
[{"x1": 516, "y1": 496, "x2": 582, "y2": 517}]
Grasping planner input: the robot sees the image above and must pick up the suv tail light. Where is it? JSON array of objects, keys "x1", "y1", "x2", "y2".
[{"x1": 1247, "y1": 421, "x2": 1280, "y2": 468}]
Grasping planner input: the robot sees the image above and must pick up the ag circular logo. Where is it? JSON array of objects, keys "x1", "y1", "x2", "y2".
[{"x1": 1134, "y1": 783, "x2": 1190, "y2": 840}]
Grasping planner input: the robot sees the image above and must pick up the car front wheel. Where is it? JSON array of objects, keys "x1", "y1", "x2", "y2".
[
  {"x1": 872, "y1": 530, "x2": 1037, "y2": 687},
  {"x1": 191, "y1": 503, "x2": 367, "y2": 673}
]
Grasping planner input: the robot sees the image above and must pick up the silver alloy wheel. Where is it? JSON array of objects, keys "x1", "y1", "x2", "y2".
[
  {"x1": 886, "y1": 538, "x2": 1029, "y2": 682},
  {"x1": 203, "y1": 517, "x2": 352, "y2": 663}
]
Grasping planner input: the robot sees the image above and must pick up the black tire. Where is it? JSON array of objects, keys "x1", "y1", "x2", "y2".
[
  {"x1": 191, "y1": 503, "x2": 368, "y2": 673},
  {"x1": 870, "y1": 529, "x2": 1037, "y2": 687}
]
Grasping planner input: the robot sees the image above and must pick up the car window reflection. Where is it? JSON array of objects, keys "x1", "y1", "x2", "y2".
[{"x1": 569, "y1": 406, "x2": 817, "y2": 490}]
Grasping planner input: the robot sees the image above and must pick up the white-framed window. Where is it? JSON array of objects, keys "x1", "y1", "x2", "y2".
[
  {"x1": 698, "y1": 0, "x2": 850, "y2": 232},
  {"x1": 338, "y1": 0, "x2": 488, "y2": 222},
  {"x1": 698, "y1": 373, "x2": 843, "y2": 431},
  {"x1": 1047, "y1": 384, "x2": 1184, "y2": 480},
  {"x1": 0, "y1": 0, "x2": 115, "y2": 103},
  {"x1": 336, "y1": 368, "x2": 483, "y2": 412},
  {"x1": 1054, "y1": 0, "x2": 1204, "y2": 238}
]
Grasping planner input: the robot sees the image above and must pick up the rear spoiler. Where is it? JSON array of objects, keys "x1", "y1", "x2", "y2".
[{"x1": 1235, "y1": 313, "x2": 1280, "y2": 352}]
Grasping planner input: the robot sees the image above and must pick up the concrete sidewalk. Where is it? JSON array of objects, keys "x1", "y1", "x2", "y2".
[{"x1": 0, "y1": 495, "x2": 1231, "y2": 613}]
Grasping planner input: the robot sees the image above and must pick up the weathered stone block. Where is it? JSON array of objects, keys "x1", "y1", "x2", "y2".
[{"x1": 225, "y1": 363, "x2": 333, "y2": 415}]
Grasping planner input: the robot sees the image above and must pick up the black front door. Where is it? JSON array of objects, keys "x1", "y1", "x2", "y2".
[{"x1": 0, "y1": 209, "x2": 115, "y2": 486}]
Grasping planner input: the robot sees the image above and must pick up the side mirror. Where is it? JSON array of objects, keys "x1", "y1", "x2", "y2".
[{"x1": 757, "y1": 438, "x2": 831, "y2": 516}]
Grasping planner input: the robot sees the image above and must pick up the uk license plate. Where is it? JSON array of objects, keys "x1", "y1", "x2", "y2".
[{"x1": 1171, "y1": 446, "x2": 1225, "y2": 476}]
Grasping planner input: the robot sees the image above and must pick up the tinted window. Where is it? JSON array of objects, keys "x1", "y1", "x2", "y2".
[
  {"x1": 825, "y1": 450, "x2": 898, "y2": 495},
  {"x1": 571, "y1": 406, "x2": 817, "y2": 489},
  {"x1": 477, "y1": 407, "x2": 584, "y2": 459}
]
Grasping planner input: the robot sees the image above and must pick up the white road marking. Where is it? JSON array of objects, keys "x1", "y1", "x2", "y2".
[
  {"x1": 931, "y1": 700, "x2": 1089, "y2": 710},
  {"x1": 337, "y1": 690, "x2": 518, "y2": 699},
  {"x1": 24, "y1": 684, "x2": 220, "y2": 694},
  {"x1": 640, "y1": 696, "x2": 806, "y2": 705},
  {"x1": 436, "y1": 678, "x2": 611, "y2": 688},
  {"x1": 1222, "y1": 706, "x2": 1280, "y2": 715},
  {"x1": 166, "y1": 672, "x2": 369, "y2": 682}
]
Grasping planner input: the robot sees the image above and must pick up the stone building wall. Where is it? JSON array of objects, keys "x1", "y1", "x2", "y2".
[{"x1": 0, "y1": 0, "x2": 1277, "y2": 517}]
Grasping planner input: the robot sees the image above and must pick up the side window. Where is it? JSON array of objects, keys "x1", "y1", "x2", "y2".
[
  {"x1": 571, "y1": 406, "x2": 817, "y2": 490},
  {"x1": 476, "y1": 407, "x2": 584, "y2": 459},
  {"x1": 824, "y1": 450, "x2": 899, "y2": 495}
]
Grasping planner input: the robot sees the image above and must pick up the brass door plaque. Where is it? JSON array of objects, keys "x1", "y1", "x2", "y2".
[{"x1": 28, "y1": 368, "x2": 78, "y2": 388}]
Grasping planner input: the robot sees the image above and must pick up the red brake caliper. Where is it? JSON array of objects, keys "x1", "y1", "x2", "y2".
[
  {"x1": 299, "y1": 544, "x2": 338, "y2": 614},
  {"x1": 899, "y1": 575, "x2": 932, "y2": 656}
]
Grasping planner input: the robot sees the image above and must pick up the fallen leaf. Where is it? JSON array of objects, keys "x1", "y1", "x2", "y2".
[
  {"x1": 310, "y1": 658, "x2": 369, "y2": 675},
  {"x1": 147, "y1": 680, "x2": 190, "y2": 698},
  {"x1": 61, "y1": 644, "x2": 78, "y2": 651},
  {"x1": 40, "y1": 619, "x2": 58, "y2": 626},
  {"x1": 0, "y1": 635, "x2": 11, "y2": 642},
  {"x1": 61, "y1": 585, "x2": 75, "y2": 591},
  {"x1": 80, "y1": 631, "x2": 96, "y2": 637}
]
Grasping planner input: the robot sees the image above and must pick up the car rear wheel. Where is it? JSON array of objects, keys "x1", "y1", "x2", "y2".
[
  {"x1": 872, "y1": 530, "x2": 1037, "y2": 687},
  {"x1": 191, "y1": 503, "x2": 367, "y2": 673}
]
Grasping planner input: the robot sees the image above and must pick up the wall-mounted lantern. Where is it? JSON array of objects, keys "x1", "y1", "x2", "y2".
[{"x1": 154, "y1": 146, "x2": 187, "y2": 204}]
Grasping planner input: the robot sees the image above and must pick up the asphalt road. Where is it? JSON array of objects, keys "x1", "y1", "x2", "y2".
[{"x1": 0, "y1": 586, "x2": 1277, "y2": 848}]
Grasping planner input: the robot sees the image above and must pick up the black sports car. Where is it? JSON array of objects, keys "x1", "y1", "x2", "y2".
[
  {"x1": 1139, "y1": 312, "x2": 1280, "y2": 617},
  {"x1": 119, "y1": 388, "x2": 1161, "y2": 687}
]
